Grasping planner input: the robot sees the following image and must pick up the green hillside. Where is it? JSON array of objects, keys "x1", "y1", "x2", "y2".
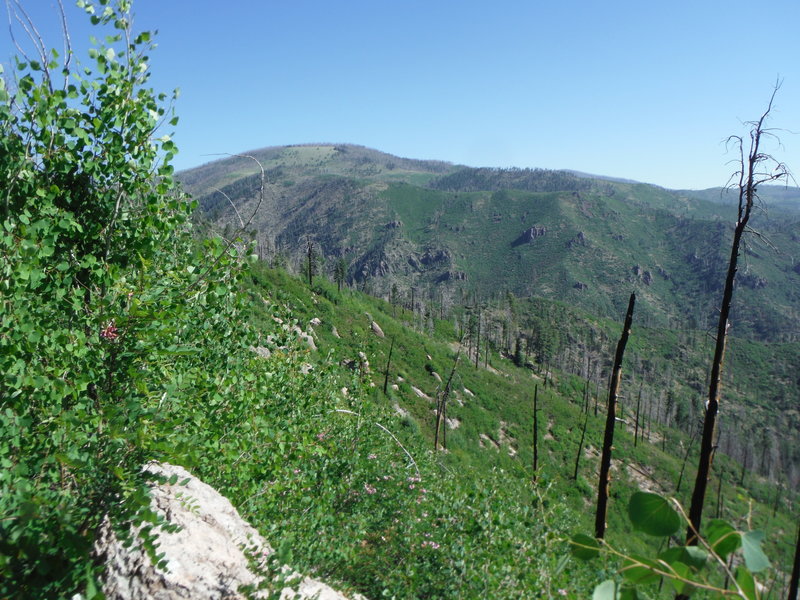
[
  {"x1": 240, "y1": 261, "x2": 800, "y2": 597},
  {"x1": 182, "y1": 144, "x2": 800, "y2": 495},
  {"x1": 182, "y1": 144, "x2": 800, "y2": 344}
]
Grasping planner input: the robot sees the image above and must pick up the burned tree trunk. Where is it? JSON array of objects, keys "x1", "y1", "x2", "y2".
[
  {"x1": 675, "y1": 426, "x2": 699, "y2": 494},
  {"x1": 634, "y1": 383, "x2": 643, "y2": 448},
  {"x1": 382, "y1": 337, "x2": 395, "y2": 395},
  {"x1": 789, "y1": 521, "x2": 800, "y2": 600},
  {"x1": 595, "y1": 292, "x2": 635, "y2": 539},
  {"x1": 533, "y1": 384, "x2": 540, "y2": 483},
  {"x1": 434, "y1": 348, "x2": 460, "y2": 451},
  {"x1": 574, "y1": 411, "x2": 589, "y2": 480},
  {"x1": 685, "y1": 90, "x2": 788, "y2": 546}
]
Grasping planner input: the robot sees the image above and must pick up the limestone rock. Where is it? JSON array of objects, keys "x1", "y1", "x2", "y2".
[
  {"x1": 94, "y1": 463, "x2": 360, "y2": 600},
  {"x1": 370, "y1": 321, "x2": 385, "y2": 338}
]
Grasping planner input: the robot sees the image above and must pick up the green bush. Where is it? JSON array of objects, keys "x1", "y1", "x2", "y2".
[{"x1": 0, "y1": 1, "x2": 257, "y2": 595}]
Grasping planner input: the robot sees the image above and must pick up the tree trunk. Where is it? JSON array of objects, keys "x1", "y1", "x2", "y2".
[
  {"x1": 634, "y1": 384, "x2": 642, "y2": 447},
  {"x1": 595, "y1": 292, "x2": 635, "y2": 539},
  {"x1": 684, "y1": 88, "x2": 786, "y2": 554},
  {"x1": 574, "y1": 411, "x2": 589, "y2": 480},
  {"x1": 532, "y1": 384, "x2": 539, "y2": 483},
  {"x1": 434, "y1": 348, "x2": 460, "y2": 451},
  {"x1": 676, "y1": 426, "x2": 699, "y2": 493},
  {"x1": 789, "y1": 521, "x2": 800, "y2": 600},
  {"x1": 382, "y1": 337, "x2": 395, "y2": 395}
]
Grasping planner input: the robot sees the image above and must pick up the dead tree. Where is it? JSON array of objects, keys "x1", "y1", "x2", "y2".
[
  {"x1": 685, "y1": 89, "x2": 789, "y2": 546},
  {"x1": 633, "y1": 383, "x2": 643, "y2": 447},
  {"x1": 574, "y1": 410, "x2": 589, "y2": 480},
  {"x1": 382, "y1": 337, "x2": 395, "y2": 395},
  {"x1": 434, "y1": 347, "x2": 460, "y2": 451},
  {"x1": 789, "y1": 521, "x2": 800, "y2": 600},
  {"x1": 675, "y1": 425, "x2": 699, "y2": 493},
  {"x1": 532, "y1": 384, "x2": 540, "y2": 482},
  {"x1": 595, "y1": 292, "x2": 636, "y2": 539},
  {"x1": 305, "y1": 238, "x2": 316, "y2": 286}
]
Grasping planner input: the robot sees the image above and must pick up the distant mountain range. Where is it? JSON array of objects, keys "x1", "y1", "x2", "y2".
[{"x1": 179, "y1": 143, "x2": 800, "y2": 343}]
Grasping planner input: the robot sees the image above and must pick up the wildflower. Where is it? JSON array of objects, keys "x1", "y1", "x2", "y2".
[
  {"x1": 100, "y1": 320, "x2": 119, "y2": 341},
  {"x1": 558, "y1": 590, "x2": 568, "y2": 597},
  {"x1": 368, "y1": 453, "x2": 377, "y2": 460},
  {"x1": 364, "y1": 483, "x2": 377, "y2": 495}
]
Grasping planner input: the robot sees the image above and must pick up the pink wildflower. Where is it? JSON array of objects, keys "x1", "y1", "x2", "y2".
[
  {"x1": 364, "y1": 483, "x2": 377, "y2": 495},
  {"x1": 100, "y1": 320, "x2": 119, "y2": 341}
]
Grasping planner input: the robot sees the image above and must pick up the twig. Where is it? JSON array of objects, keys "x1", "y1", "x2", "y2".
[
  {"x1": 185, "y1": 153, "x2": 267, "y2": 292},
  {"x1": 332, "y1": 409, "x2": 420, "y2": 478}
]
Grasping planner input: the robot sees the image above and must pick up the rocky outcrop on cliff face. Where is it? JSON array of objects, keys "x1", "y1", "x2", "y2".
[
  {"x1": 94, "y1": 463, "x2": 361, "y2": 600},
  {"x1": 511, "y1": 226, "x2": 547, "y2": 247}
]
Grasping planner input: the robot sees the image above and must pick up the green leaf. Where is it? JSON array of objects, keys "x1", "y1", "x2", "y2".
[
  {"x1": 621, "y1": 555, "x2": 661, "y2": 585},
  {"x1": 682, "y1": 546, "x2": 708, "y2": 570},
  {"x1": 619, "y1": 587, "x2": 649, "y2": 600},
  {"x1": 628, "y1": 492, "x2": 680, "y2": 536},
  {"x1": 668, "y1": 561, "x2": 693, "y2": 595},
  {"x1": 706, "y1": 519, "x2": 741, "y2": 560},
  {"x1": 570, "y1": 533, "x2": 600, "y2": 560},
  {"x1": 593, "y1": 580, "x2": 617, "y2": 600},
  {"x1": 735, "y1": 566, "x2": 757, "y2": 600},
  {"x1": 741, "y1": 531, "x2": 770, "y2": 573}
]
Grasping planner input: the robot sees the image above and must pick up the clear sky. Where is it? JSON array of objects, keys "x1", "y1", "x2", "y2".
[{"x1": 2, "y1": 0, "x2": 799, "y2": 190}]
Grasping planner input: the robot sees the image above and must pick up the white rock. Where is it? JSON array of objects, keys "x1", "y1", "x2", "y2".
[
  {"x1": 370, "y1": 321, "x2": 385, "y2": 338},
  {"x1": 94, "y1": 463, "x2": 360, "y2": 600}
]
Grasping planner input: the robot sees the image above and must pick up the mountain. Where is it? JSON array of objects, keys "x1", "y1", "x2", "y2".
[{"x1": 180, "y1": 144, "x2": 800, "y2": 344}]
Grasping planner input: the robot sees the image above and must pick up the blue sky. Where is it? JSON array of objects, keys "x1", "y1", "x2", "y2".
[{"x1": 2, "y1": 0, "x2": 799, "y2": 190}]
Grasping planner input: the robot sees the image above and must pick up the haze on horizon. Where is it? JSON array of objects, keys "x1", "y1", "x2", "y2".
[{"x1": 2, "y1": 0, "x2": 798, "y2": 190}]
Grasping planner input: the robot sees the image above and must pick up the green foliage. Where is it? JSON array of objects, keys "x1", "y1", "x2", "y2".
[
  {"x1": 627, "y1": 492, "x2": 680, "y2": 537},
  {"x1": 572, "y1": 492, "x2": 775, "y2": 599},
  {"x1": 0, "y1": 2, "x2": 257, "y2": 596}
]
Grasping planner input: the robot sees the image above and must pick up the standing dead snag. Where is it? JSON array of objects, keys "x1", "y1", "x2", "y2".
[
  {"x1": 532, "y1": 384, "x2": 539, "y2": 483},
  {"x1": 685, "y1": 89, "x2": 789, "y2": 547},
  {"x1": 595, "y1": 292, "x2": 635, "y2": 539},
  {"x1": 789, "y1": 521, "x2": 800, "y2": 600},
  {"x1": 382, "y1": 337, "x2": 395, "y2": 395},
  {"x1": 573, "y1": 410, "x2": 589, "y2": 481},
  {"x1": 434, "y1": 347, "x2": 460, "y2": 451}
]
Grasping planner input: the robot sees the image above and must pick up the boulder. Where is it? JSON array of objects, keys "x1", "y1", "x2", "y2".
[
  {"x1": 94, "y1": 462, "x2": 360, "y2": 600},
  {"x1": 370, "y1": 321, "x2": 385, "y2": 338}
]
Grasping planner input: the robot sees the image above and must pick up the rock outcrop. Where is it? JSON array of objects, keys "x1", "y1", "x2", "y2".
[
  {"x1": 511, "y1": 226, "x2": 547, "y2": 247},
  {"x1": 94, "y1": 462, "x2": 360, "y2": 600}
]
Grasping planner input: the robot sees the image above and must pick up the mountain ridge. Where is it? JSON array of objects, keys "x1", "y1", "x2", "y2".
[{"x1": 179, "y1": 143, "x2": 800, "y2": 344}]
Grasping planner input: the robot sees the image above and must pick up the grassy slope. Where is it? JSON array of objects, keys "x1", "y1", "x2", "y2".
[{"x1": 244, "y1": 263, "x2": 800, "y2": 587}]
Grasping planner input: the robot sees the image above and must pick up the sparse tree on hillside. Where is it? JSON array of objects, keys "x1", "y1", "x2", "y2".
[
  {"x1": 334, "y1": 257, "x2": 347, "y2": 292},
  {"x1": 684, "y1": 89, "x2": 790, "y2": 548}
]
